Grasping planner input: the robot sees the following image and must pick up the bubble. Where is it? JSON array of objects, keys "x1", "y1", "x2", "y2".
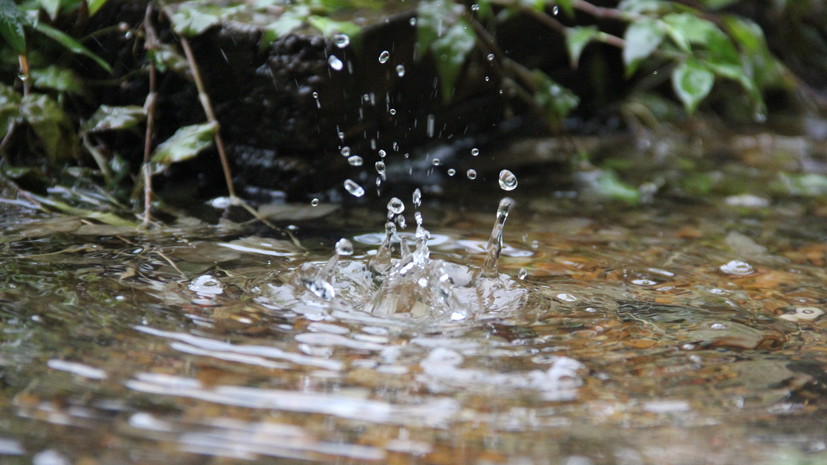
[
  {"x1": 719, "y1": 259, "x2": 754, "y2": 275},
  {"x1": 347, "y1": 155, "x2": 363, "y2": 166},
  {"x1": 387, "y1": 197, "x2": 405, "y2": 214},
  {"x1": 396, "y1": 64, "x2": 406, "y2": 77},
  {"x1": 335, "y1": 238, "x2": 354, "y2": 256},
  {"x1": 311, "y1": 198, "x2": 320, "y2": 206},
  {"x1": 341, "y1": 146, "x2": 351, "y2": 157},
  {"x1": 344, "y1": 179, "x2": 365, "y2": 197},
  {"x1": 378, "y1": 50, "x2": 390, "y2": 64},
  {"x1": 447, "y1": 168, "x2": 456, "y2": 176},
  {"x1": 328, "y1": 55, "x2": 343, "y2": 71},
  {"x1": 466, "y1": 169, "x2": 477, "y2": 180},
  {"x1": 498, "y1": 169, "x2": 518, "y2": 191},
  {"x1": 471, "y1": 148, "x2": 480, "y2": 156},
  {"x1": 412, "y1": 188, "x2": 422, "y2": 208},
  {"x1": 333, "y1": 33, "x2": 350, "y2": 48}
]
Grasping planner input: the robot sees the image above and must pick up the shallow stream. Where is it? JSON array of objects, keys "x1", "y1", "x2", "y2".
[{"x1": 2, "y1": 132, "x2": 827, "y2": 465}]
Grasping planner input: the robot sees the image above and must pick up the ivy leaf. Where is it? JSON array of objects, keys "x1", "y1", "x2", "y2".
[
  {"x1": 596, "y1": 169, "x2": 640, "y2": 204},
  {"x1": 20, "y1": 93, "x2": 79, "y2": 161},
  {"x1": 147, "y1": 44, "x2": 189, "y2": 74},
  {"x1": 0, "y1": 83, "x2": 21, "y2": 141},
  {"x1": 662, "y1": 13, "x2": 720, "y2": 52},
  {"x1": 566, "y1": 26, "x2": 600, "y2": 68},
  {"x1": 0, "y1": 0, "x2": 26, "y2": 54},
  {"x1": 165, "y1": 2, "x2": 241, "y2": 37},
  {"x1": 261, "y1": 7, "x2": 308, "y2": 44},
  {"x1": 151, "y1": 122, "x2": 217, "y2": 165},
  {"x1": 618, "y1": 0, "x2": 661, "y2": 14},
  {"x1": 622, "y1": 18, "x2": 664, "y2": 75},
  {"x1": 81, "y1": 105, "x2": 145, "y2": 134},
  {"x1": 34, "y1": 22, "x2": 112, "y2": 73},
  {"x1": 672, "y1": 58, "x2": 714, "y2": 113},
  {"x1": 30, "y1": 65, "x2": 87, "y2": 95}
]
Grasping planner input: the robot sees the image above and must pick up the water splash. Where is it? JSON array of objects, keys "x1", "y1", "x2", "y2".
[
  {"x1": 481, "y1": 198, "x2": 514, "y2": 277},
  {"x1": 296, "y1": 239, "x2": 354, "y2": 300}
]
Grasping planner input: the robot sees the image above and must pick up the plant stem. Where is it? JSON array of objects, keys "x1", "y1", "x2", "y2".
[
  {"x1": 179, "y1": 36, "x2": 237, "y2": 199},
  {"x1": 141, "y1": 4, "x2": 159, "y2": 228}
]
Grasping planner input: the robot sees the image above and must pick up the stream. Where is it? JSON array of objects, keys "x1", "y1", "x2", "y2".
[{"x1": 2, "y1": 130, "x2": 827, "y2": 465}]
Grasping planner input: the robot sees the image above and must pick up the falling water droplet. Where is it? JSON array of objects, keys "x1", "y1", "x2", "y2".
[
  {"x1": 409, "y1": 17, "x2": 417, "y2": 26},
  {"x1": 335, "y1": 238, "x2": 354, "y2": 256},
  {"x1": 311, "y1": 198, "x2": 320, "y2": 207},
  {"x1": 481, "y1": 197, "x2": 514, "y2": 276},
  {"x1": 471, "y1": 148, "x2": 480, "y2": 156},
  {"x1": 412, "y1": 188, "x2": 422, "y2": 208},
  {"x1": 312, "y1": 91, "x2": 320, "y2": 108},
  {"x1": 378, "y1": 50, "x2": 390, "y2": 63},
  {"x1": 432, "y1": 158, "x2": 441, "y2": 166},
  {"x1": 552, "y1": 5, "x2": 559, "y2": 15},
  {"x1": 498, "y1": 169, "x2": 518, "y2": 191},
  {"x1": 396, "y1": 64, "x2": 406, "y2": 77},
  {"x1": 447, "y1": 168, "x2": 456, "y2": 176},
  {"x1": 388, "y1": 197, "x2": 405, "y2": 214},
  {"x1": 348, "y1": 155, "x2": 363, "y2": 166},
  {"x1": 341, "y1": 146, "x2": 351, "y2": 157},
  {"x1": 378, "y1": 149, "x2": 387, "y2": 158},
  {"x1": 328, "y1": 55, "x2": 343, "y2": 71},
  {"x1": 18, "y1": 73, "x2": 29, "y2": 82},
  {"x1": 333, "y1": 33, "x2": 350, "y2": 48},
  {"x1": 486, "y1": 53, "x2": 495, "y2": 62},
  {"x1": 375, "y1": 161, "x2": 386, "y2": 177},
  {"x1": 389, "y1": 108, "x2": 397, "y2": 115},
  {"x1": 414, "y1": 211, "x2": 423, "y2": 226},
  {"x1": 466, "y1": 169, "x2": 477, "y2": 180},
  {"x1": 344, "y1": 179, "x2": 365, "y2": 197},
  {"x1": 518, "y1": 268, "x2": 528, "y2": 280}
]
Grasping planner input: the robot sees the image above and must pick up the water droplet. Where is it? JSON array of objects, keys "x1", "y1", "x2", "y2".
[
  {"x1": 498, "y1": 169, "x2": 518, "y2": 191},
  {"x1": 344, "y1": 179, "x2": 365, "y2": 197},
  {"x1": 552, "y1": 5, "x2": 559, "y2": 15},
  {"x1": 311, "y1": 198, "x2": 320, "y2": 206},
  {"x1": 389, "y1": 108, "x2": 397, "y2": 115},
  {"x1": 17, "y1": 73, "x2": 28, "y2": 82},
  {"x1": 414, "y1": 211, "x2": 423, "y2": 225},
  {"x1": 335, "y1": 238, "x2": 354, "y2": 256},
  {"x1": 471, "y1": 3, "x2": 480, "y2": 11},
  {"x1": 432, "y1": 158, "x2": 441, "y2": 166},
  {"x1": 447, "y1": 168, "x2": 456, "y2": 176},
  {"x1": 395, "y1": 215, "x2": 406, "y2": 229},
  {"x1": 375, "y1": 161, "x2": 386, "y2": 176},
  {"x1": 328, "y1": 55, "x2": 343, "y2": 71},
  {"x1": 710, "y1": 322, "x2": 726, "y2": 330},
  {"x1": 719, "y1": 259, "x2": 754, "y2": 275},
  {"x1": 486, "y1": 53, "x2": 494, "y2": 62},
  {"x1": 518, "y1": 268, "x2": 528, "y2": 280},
  {"x1": 409, "y1": 17, "x2": 417, "y2": 26},
  {"x1": 388, "y1": 197, "x2": 405, "y2": 214},
  {"x1": 341, "y1": 146, "x2": 351, "y2": 157},
  {"x1": 471, "y1": 148, "x2": 480, "y2": 156},
  {"x1": 466, "y1": 169, "x2": 477, "y2": 180},
  {"x1": 333, "y1": 33, "x2": 350, "y2": 48},
  {"x1": 556, "y1": 293, "x2": 577, "y2": 302},
  {"x1": 348, "y1": 155, "x2": 363, "y2": 166},
  {"x1": 631, "y1": 278, "x2": 657, "y2": 286},
  {"x1": 412, "y1": 188, "x2": 422, "y2": 208},
  {"x1": 378, "y1": 50, "x2": 390, "y2": 63},
  {"x1": 396, "y1": 64, "x2": 406, "y2": 77},
  {"x1": 378, "y1": 149, "x2": 387, "y2": 158}
]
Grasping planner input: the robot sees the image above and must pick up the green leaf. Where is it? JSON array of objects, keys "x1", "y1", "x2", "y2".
[
  {"x1": 417, "y1": 1, "x2": 476, "y2": 101},
  {"x1": 566, "y1": 26, "x2": 600, "y2": 68},
  {"x1": 532, "y1": 69, "x2": 579, "y2": 122},
  {"x1": 622, "y1": 18, "x2": 664, "y2": 75},
  {"x1": 151, "y1": 122, "x2": 217, "y2": 165},
  {"x1": 556, "y1": 0, "x2": 574, "y2": 17},
  {"x1": 0, "y1": 82, "x2": 21, "y2": 141},
  {"x1": 38, "y1": 0, "x2": 61, "y2": 21},
  {"x1": 88, "y1": 0, "x2": 109, "y2": 16},
  {"x1": 261, "y1": 7, "x2": 308, "y2": 44},
  {"x1": 672, "y1": 58, "x2": 714, "y2": 113},
  {"x1": 0, "y1": 0, "x2": 26, "y2": 54},
  {"x1": 596, "y1": 169, "x2": 640, "y2": 204},
  {"x1": 20, "y1": 93, "x2": 78, "y2": 161},
  {"x1": 81, "y1": 105, "x2": 145, "y2": 134},
  {"x1": 34, "y1": 22, "x2": 112, "y2": 73},
  {"x1": 776, "y1": 173, "x2": 827, "y2": 198},
  {"x1": 30, "y1": 65, "x2": 86, "y2": 95},
  {"x1": 147, "y1": 44, "x2": 189, "y2": 74},
  {"x1": 307, "y1": 15, "x2": 360, "y2": 38},
  {"x1": 618, "y1": 0, "x2": 662, "y2": 14},
  {"x1": 165, "y1": 2, "x2": 241, "y2": 37},
  {"x1": 662, "y1": 13, "x2": 720, "y2": 52}
]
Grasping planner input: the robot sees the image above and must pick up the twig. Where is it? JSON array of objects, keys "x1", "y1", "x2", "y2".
[
  {"x1": 141, "y1": 4, "x2": 159, "y2": 228},
  {"x1": 179, "y1": 36, "x2": 237, "y2": 199}
]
